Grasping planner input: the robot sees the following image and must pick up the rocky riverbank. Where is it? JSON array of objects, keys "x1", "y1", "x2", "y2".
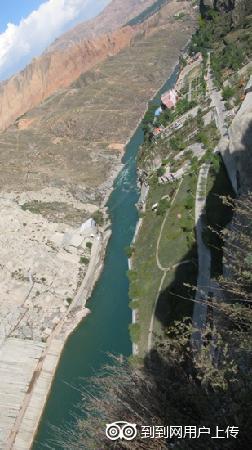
[{"x1": 6, "y1": 227, "x2": 111, "y2": 450}]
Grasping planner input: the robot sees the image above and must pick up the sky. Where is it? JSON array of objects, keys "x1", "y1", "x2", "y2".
[{"x1": 0, "y1": 0, "x2": 110, "y2": 81}]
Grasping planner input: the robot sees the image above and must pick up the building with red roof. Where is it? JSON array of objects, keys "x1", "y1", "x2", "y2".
[{"x1": 161, "y1": 88, "x2": 177, "y2": 109}]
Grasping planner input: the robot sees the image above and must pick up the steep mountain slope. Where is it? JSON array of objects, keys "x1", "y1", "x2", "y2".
[
  {"x1": 48, "y1": 0, "x2": 158, "y2": 51},
  {"x1": 0, "y1": 0, "x2": 160, "y2": 131},
  {"x1": 0, "y1": 26, "x2": 135, "y2": 130},
  {"x1": 0, "y1": 1, "x2": 196, "y2": 199}
]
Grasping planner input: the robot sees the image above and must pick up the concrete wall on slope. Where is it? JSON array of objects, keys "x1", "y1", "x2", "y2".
[{"x1": 228, "y1": 80, "x2": 252, "y2": 193}]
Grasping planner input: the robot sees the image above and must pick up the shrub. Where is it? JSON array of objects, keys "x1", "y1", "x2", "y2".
[
  {"x1": 157, "y1": 166, "x2": 166, "y2": 177},
  {"x1": 125, "y1": 246, "x2": 134, "y2": 258},
  {"x1": 222, "y1": 85, "x2": 235, "y2": 100},
  {"x1": 157, "y1": 198, "x2": 170, "y2": 216},
  {"x1": 86, "y1": 241, "x2": 92, "y2": 250},
  {"x1": 180, "y1": 218, "x2": 192, "y2": 233},
  {"x1": 92, "y1": 210, "x2": 104, "y2": 226},
  {"x1": 80, "y1": 256, "x2": 89, "y2": 264},
  {"x1": 185, "y1": 196, "x2": 194, "y2": 210},
  {"x1": 129, "y1": 283, "x2": 141, "y2": 300},
  {"x1": 129, "y1": 300, "x2": 139, "y2": 310},
  {"x1": 142, "y1": 103, "x2": 157, "y2": 132},
  {"x1": 170, "y1": 137, "x2": 186, "y2": 151},
  {"x1": 129, "y1": 323, "x2": 140, "y2": 343},
  {"x1": 196, "y1": 130, "x2": 209, "y2": 147},
  {"x1": 175, "y1": 98, "x2": 197, "y2": 116}
]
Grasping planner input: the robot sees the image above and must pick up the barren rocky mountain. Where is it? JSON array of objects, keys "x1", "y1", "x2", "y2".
[
  {"x1": 0, "y1": 26, "x2": 135, "y2": 130},
  {"x1": 0, "y1": 0, "x2": 160, "y2": 131},
  {"x1": 48, "y1": 0, "x2": 158, "y2": 51}
]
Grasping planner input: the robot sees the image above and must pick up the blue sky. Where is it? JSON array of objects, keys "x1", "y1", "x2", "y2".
[
  {"x1": 0, "y1": 1, "x2": 44, "y2": 32},
  {"x1": 0, "y1": 0, "x2": 110, "y2": 81}
]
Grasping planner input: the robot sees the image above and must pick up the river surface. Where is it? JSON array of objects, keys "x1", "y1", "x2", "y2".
[{"x1": 33, "y1": 66, "x2": 178, "y2": 450}]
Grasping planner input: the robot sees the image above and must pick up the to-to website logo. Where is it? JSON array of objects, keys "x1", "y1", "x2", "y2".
[
  {"x1": 106, "y1": 421, "x2": 137, "y2": 441},
  {"x1": 105, "y1": 423, "x2": 240, "y2": 442}
]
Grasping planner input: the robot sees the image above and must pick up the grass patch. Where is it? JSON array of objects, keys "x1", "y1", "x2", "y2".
[
  {"x1": 154, "y1": 257, "x2": 197, "y2": 335},
  {"x1": 130, "y1": 175, "x2": 198, "y2": 355},
  {"x1": 129, "y1": 323, "x2": 141, "y2": 344},
  {"x1": 129, "y1": 300, "x2": 140, "y2": 310},
  {"x1": 158, "y1": 175, "x2": 197, "y2": 269},
  {"x1": 20, "y1": 200, "x2": 86, "y2": 225},
  {"x1": 130, "y1": 184, "x2": 170, "y2": 354}
]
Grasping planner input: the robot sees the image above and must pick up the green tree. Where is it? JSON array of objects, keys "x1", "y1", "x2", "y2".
[{"x1": 222, "y1": 85, "x2": 235, "y2": 101}]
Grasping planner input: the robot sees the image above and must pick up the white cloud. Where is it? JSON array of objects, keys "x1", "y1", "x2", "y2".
[{"x1": 0, "y1": 0, "x2": 110, "y2": 80}]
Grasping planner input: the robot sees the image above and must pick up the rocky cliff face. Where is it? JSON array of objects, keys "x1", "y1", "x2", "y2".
[
  {"x1": 0, "y1": 26, "x2": 135, "y2": 131},
  {"x1": 0, "y1": 0, "x2": 159, "y2": 131},
  {"x1": 48, "y1": 0, "x2": 157, "y2": 51}
]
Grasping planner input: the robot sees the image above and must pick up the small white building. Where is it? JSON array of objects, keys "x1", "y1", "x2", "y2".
[
  {"x1": 63, "y1": 218, "x2": 97, "y2": 250},
  {"x1": 80, "y1": 218, "x2": 97, "y2": 237}
]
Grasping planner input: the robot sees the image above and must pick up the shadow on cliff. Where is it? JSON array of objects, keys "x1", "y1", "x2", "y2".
[
  {"x1": 56, "y1": 161, "x2": 247, "y2": 450},
  {"x1": 154, "y1": 158, "x2": 235, "y2": 330},
  {"x1": 237, "y1": 118, "x2": 252, "y2": 192}
]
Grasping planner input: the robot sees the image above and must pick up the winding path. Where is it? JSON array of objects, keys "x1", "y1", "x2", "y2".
[{"x1": 148, "y1": 179, "x2": 192, "y2": 350}]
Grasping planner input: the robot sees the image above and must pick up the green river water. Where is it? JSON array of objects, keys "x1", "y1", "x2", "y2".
[{"x1": 33, "y1": 66, "x2": 178, "y2": 450}]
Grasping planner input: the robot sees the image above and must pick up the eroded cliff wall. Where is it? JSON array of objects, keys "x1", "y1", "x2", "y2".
[
  {"x1": 0, "y1": 0, "x2": 161, "y2": 131},
  {"x1": 0, "y1": 26, "x2": 135, "y2": 131}
]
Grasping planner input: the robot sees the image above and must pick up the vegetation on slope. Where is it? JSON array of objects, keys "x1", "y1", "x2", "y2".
[
  {"x1": 62, "y1": 2, "x2": 252, "y2": 448},
  {"x1": 190, "y1": 6, "x2": 252, "y2": 87},
  {"x1": 63, "y1": 193, "x2": 252, "y2": 449}
]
